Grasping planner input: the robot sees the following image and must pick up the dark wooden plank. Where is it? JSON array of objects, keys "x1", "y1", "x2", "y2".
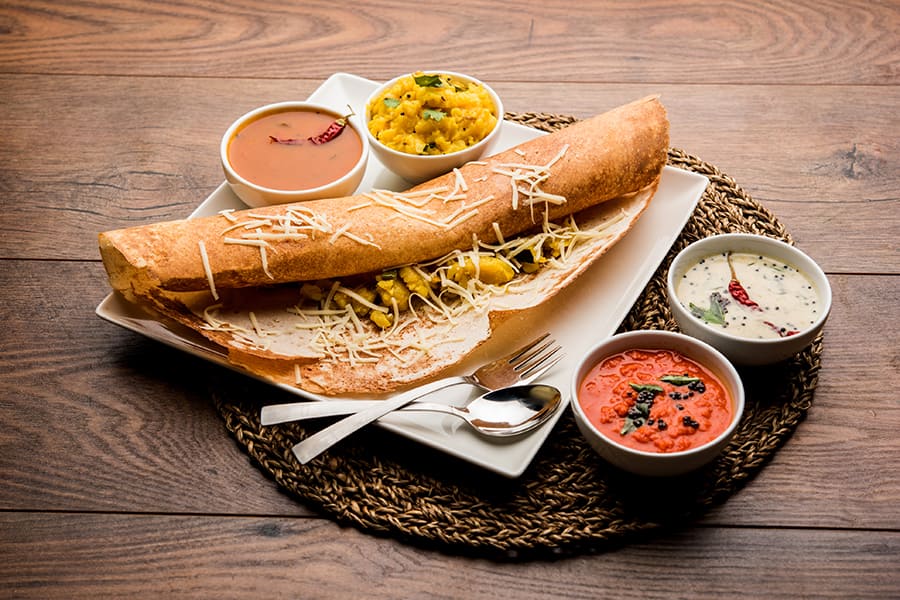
[
  {"x1": 1, "y1": 260, "x2": 897, "y2": 530},
  {"x1": 0, "y1": 75, "x2": 897, "y2": 273},
  {"x1": 2, "y1": 512, "x2": 898, "y2": 599},
  {"x1": 0, "y1": 260, "x2": 313, "y2": 515},
  {"x1": 1, "y1": 0, "x2": 897, "y2": 85},
  {"x1": 0, "y1": 0, "x2": 896, "y2": 596}
]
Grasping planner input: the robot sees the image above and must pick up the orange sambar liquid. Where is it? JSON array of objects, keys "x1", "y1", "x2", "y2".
[
  {"x1": 578, "y1": 349, "x2": 733, "y2": 453},
  {"x1": 227, "y1": 109, "x2": 362, "y2": 191}
]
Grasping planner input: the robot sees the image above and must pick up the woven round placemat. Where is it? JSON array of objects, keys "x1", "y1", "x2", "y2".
[{"x1": 214, "y1": 112, "x2": 822, "y2": 558}]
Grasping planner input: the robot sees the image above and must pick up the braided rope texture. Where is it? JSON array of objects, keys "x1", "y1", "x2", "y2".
[{"x1": 214, "y1": 113, "x2": 822, "y2": 558}]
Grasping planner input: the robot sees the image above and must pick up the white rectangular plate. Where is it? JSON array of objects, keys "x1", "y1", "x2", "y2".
[{"x1": 97, "y1": 73, "x2": 709, "y2": 478}]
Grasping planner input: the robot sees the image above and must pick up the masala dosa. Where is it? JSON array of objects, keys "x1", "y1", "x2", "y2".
[
  {"x1": 99, "y1": 96, "x2": 668, "y2": 300},
  {"x1": 98, "y1": 96, "x2": 670, "y2": 395}
]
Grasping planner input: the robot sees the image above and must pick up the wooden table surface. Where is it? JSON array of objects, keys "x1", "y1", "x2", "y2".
[{"x1": 1, "y1": 1, "x2": 898, "y2": 598}]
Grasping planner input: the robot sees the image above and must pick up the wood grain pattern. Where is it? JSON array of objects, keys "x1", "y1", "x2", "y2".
[
  {"x1": 2, "y1": 513, "x2": 898, "y2": 599},
  {"x1": 0, "y1": 75, "x2": 897, "y2": 272},
  {"x1": 1, "y1": 0, "x2": 898, "y2": 596},
  {"x1": 1, "y1": 0, "x2": 897, "y2": 85}
]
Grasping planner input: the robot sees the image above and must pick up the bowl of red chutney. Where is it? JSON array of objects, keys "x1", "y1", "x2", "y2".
[{"x1": 570, "y1": 330, "x2": 745, "y2": 477}]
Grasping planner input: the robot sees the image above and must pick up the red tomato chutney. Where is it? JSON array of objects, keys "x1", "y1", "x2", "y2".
[
  {"x1": 227, "y1": 109, "x2": 362, "y2": 191},
  {"x1": 578, "y1": 348, "x2": 733, "y2": 453}
]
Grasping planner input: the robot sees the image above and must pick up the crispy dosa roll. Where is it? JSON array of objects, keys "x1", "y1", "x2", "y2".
[
  {"x1": 99, "y1": 96, "x2": 668, "y2": 301},
  {"x1": 98, "y1": 96, "x2": 670, "y2": 394}
]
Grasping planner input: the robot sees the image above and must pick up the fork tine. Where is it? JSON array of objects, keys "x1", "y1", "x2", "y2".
[
  {"x1": 505, "y1": 332, "x2": 551, "y2": 365},
  {"x1": 515, "y1": 343, "x2": 562, "y2": 377},
  {"x1": 507, "y1": 336, "x2": 556, "y2": 372},
  {"x1": 519, "y1": 349, "x2": 565, "y2": 383}
]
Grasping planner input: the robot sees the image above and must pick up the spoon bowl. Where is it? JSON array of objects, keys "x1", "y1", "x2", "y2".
[
  {"x1": 260, "y1": 384, "x2": 563, "y2": 437},
  {"x1": 434, "y1": 384, "x2": 562, "y2": 437}
]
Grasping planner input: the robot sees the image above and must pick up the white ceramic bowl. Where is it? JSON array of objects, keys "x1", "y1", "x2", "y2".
[
  {"x1": 570, "y1": 330, "x2": 745, "y2": 477},
  {"x1": 221, "y1": 101, "x2": 369, "y2": 208},
  {"x1": 364, "y1": 71, "x2": 504, "y2": 184},
  {"x1": 667, "y1": 233, "x2": 831, "y2": 366}
]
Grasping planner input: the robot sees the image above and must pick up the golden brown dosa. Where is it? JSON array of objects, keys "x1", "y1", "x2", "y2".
[
  {"x1": 99, "y1": 96, "x2": 668, "y2": 301},
  {"x1": 98, "y1": 96, "x2": 670, "y2": 395},
  {"x1": 143, "y1": 187, "x2": 656, "y2": 395}
]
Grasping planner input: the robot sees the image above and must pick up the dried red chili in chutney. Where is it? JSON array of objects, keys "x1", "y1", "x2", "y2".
[
  {"x1": 228, "y1": 109, "x2": 362, "y2": 191},
  {"x1": 578, "y1": 348, "x2": 733, "y2": 453}
]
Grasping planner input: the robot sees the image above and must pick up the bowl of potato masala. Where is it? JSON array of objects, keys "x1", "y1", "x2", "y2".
[
  {"x1": 571, "y1": 330, "x2": 745, "y2": 477},
  {"x1": 365, "y1": 71, "x2": 503, "y2": 183}
]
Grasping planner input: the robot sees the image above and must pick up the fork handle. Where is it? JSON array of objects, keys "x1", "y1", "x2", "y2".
[
  {"x1": 261, "y1": 400, "x2": 380, "y2": 424},
  {"x1": 261, "y1": 399, "x2": 460, "y2": 424},
  {"x1": 261, "y1": 374, "x2": 470, "y2": 425},
  {"x1": 289, "y1": 376, "x2": 472, "y2": 464}
]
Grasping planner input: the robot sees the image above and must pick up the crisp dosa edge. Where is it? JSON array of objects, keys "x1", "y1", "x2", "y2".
[
  {"x1": 98, "y1": 95, "x2": 669, "y2": 300},
  {"x1": 133, "y1": 179, "x2": 658, "y2": 395}
]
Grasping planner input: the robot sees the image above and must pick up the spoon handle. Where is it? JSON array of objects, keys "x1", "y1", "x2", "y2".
[
  {"x1": 261, "y1": 373, "x2": 469, "y2": 425},
  {"x1": 291, "y1": 378, "x2": 469, "y2": 464},
  {"x1": 261, "y1": 400, "x2": 456, "y2": 424}
]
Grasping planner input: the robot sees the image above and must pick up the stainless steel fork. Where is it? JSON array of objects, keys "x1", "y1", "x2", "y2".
[
  {"x1": 262, "y1": 333, "x2": 562, "y2": 425},
  {"x1": 288, "y1": 333, "x2": 563, "y2": 464}
]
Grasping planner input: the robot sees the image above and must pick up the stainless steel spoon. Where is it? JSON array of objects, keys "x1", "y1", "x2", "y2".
[{"x1": 260, "y1": 384, "x2": 563, "y2": 437}]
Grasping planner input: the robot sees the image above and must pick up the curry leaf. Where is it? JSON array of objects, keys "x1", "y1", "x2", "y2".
[
  {"x1": 689, "y1": 292, "x2": 727, "y2": 325},
  {"x1": 660, "y1": 375, "x2": 701, "y2": 386},
  {"x1": 621, "y1": 383, "x2": 661, "y2": 435},
  {"x1": 621, "y1": 401, "x2": 651, "y2": 435},
  {"x1": 629, "y1": 383, "x2": 663, "y2": 394},
  {"x1": 620, "y1": 420, "x2": 639, "y2": 436},
  {"x1": 414, "y1": 74, "x2": 444, "y2": 87}
]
